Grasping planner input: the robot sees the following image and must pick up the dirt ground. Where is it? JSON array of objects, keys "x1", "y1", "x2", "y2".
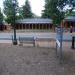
[{"x1": 0, "y1": 41, "x2": 75, "y2": 75}]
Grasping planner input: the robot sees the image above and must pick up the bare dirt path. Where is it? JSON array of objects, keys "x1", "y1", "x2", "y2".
[{"x1": 0, "y1": 41, "x2": 75, "y2": 75}]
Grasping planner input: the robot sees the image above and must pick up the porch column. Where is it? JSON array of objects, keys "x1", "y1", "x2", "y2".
[
  {"x1": 20, "y1": 24, "x2": 21, "y2": 29},
  {"x1": 46, "y1": 24, "x2": 47, "y2": 29},
  {"x1": 49, "y1": 24, "x2": 52, "y2": 30},
  {"x1": 18, "y1": 24, "x2": 19, "y2": 29},
  {"x1": 32, "y1": 24, "x2": 33, "y2": 30},
  {"x1": 48, "y1": 24, "x2": 49, "y2": 30},
  {"x1": 39, "y1": 24, "x2": 40, "y2": 29},
  {"x1": 28, "y1": 24, "x2": 30, "y2": 29},
  {"x1": 25, "y1": 24, "x2": 26, "y2": 29},
  {"x1": 42, "y1": 24, "x2": 43, "y2": 29},
  {"x1": 22, "y1": 24, "x2": 23, "y2": 30},
  {"x1": 35, "y1": 24, "x2": 36, "y2": 29}
]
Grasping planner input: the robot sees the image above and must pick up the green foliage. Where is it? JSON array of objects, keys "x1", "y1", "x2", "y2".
[
  {"x1": 65, "y1": 9, "x2": 75, "y2": 17},
  {"x1": 69, "y1": 12, "x2": 75, "y2": 16},
  {"x1": 21, "y1": 0, "x2": 33, "y2": 18},
  {"x1": 0, "y1": 8, "x2": 3, "y2": 24},
  {"x1": 42, "y1": 0, "x2": 75, "y2": 25},
  {"x1": 17, "y1": 7, "x2": 24, "y2": 19},
  {"x1": 65, "y1": 0, "x2": 75, "y2": 16},
  {"x1": 3, "y1": 0, "x2": 19, "y2": 24}
]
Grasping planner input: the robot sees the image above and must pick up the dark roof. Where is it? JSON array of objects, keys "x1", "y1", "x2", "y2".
[
  {"x1": 64, "y1": 16, "x2": 75, "y2": 21},
  {"x1": 16, "y1": 18, "x2": 53, "y2": 24}
]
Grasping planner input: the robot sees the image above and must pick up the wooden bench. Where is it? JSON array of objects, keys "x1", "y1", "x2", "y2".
[{"x1": 19, "y1": 36, "x2": 35, "y2": 46}]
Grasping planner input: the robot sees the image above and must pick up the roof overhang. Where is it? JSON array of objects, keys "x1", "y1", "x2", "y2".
[
  {"x1": 64, "y1": 16, "x2": 75, "y2": 22},
  {"x1": 16, "y1": 18, "x2": 53, "y2": 24}
]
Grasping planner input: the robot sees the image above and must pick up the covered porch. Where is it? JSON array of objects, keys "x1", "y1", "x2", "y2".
[{"x1": 15, "y1": 18, "x2": 53, "y2": 30}]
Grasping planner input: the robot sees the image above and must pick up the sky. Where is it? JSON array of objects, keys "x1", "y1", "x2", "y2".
[{"x1": 0, "y1": 0, "x2": 45, "y2": 16}]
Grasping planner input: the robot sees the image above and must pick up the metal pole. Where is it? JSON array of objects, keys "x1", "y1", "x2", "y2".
[{"x1": 13, "y1": 0, "x2": 17, "y2": 45}]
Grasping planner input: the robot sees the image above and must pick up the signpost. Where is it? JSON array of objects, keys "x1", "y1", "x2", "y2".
[{"x1": 56, "y1": 26, "x2": 63, "y2": 62}]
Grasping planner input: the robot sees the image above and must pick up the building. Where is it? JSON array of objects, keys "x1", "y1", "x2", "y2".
[
  {"x1": 0, "y1": 22, "x2": 6, "y2": 31},
  {"x1": 15, "y1": 18, "x2": 53, "y2": 29},
  {"x1": 63, "y1": 16, "x2": 75, "y2": 28}
]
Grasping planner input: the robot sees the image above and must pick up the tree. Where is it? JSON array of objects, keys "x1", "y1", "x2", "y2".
[
  {"x1": 3, "y1": 0, "x2": 19, "y2": 25},
  {"x1": 22, "y1": 0, "x2": 33, "y2": 18},
  {"x1": 65, "y1": 9, "x2": 75, "y2": 17},
  {"x1": 0, "y1": 8, "x2": 3, "y2": 24},
  {"x1": 17, "y1": 7, "x2": 24, "y2": 19},
  {"x1": 42, "y1": 0, "x2": 75, "y2": 25},
  {"x1": 65, "y1": 0, "x2": 75, "y2": 16}
]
